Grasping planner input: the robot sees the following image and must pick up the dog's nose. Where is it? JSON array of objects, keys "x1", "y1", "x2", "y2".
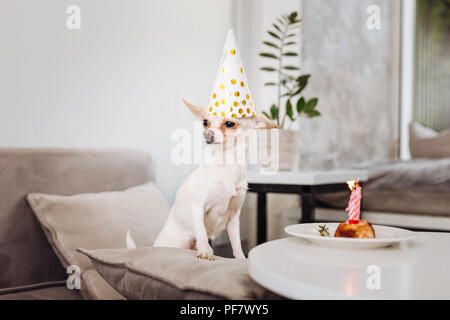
[{"x1": 204, "y1": 130, "x2": 215, "y2": 144}]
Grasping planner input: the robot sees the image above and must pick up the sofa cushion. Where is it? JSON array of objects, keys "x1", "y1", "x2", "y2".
[
  {"x1": 316, "y1": 189, "x2": 450, "y2": 217},
  {"x1": 81, "y1": 270, "x2": 125, "y2": 300},
  {"x1": 316, "y1": 158, "x2": 450, "y2": 216},
  {"x1": 410, "y1": 122, "x2": 450, "y2": 159},
  {"x1": 26, "y1": 182, "x2": 170, "y2": 299},
  {"x1": 78, "y1": 247, "x2": 282, "y2": 300}
]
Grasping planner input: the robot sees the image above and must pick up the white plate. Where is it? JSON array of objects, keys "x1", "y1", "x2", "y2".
[{"x1": 285, "y1": 223, "x2": 418, "y2": 249}]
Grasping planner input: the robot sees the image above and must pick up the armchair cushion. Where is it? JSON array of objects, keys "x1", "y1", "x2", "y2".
[
  {"x1": 410, "y1": 122, "x2": 450, "y2": 159},
  {"x1": 78, "y1": 247, "x2": 282, "y2": 300},
  {"x1": 26, "y1": 182, "x2": 170, "y2": 299}
]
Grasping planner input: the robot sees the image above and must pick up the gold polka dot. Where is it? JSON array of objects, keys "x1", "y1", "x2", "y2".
[
  {"x1": 229, "y1": 107, "x2": 233, "y2": 112},
  {"x1": 240, "y1": 67, "x2": 244, "y2": 73},
  {"x1": 238, "y1": 109, "x2": 243, "y2": 114},
  {"x1": 247, "y1": 108, "x2": 251, "y2": 113},
  {"x1": 242, "y1": 100, "x2": 246, "y2": 105},
  {"x1": 215, "y1": 101, "x2": 220, "y2": 107},
  {"x1": 213, "y1": 112, "x2": 217, "y2": 116},
  {"x1": 221, "y1": 112, "x2": 226, "y2": 117},
  {"x1": 246, "y1": 94, "x2": 250, "y2": 99},
  {"x1": 231, "y1": 79, "x2": 237, "y2": 85},
  {"x1": 209, "y1": 107, "x2": 212, "y2": 112},
  {"x1": 220, "y1": 84, "x2": 225, "y2": 90},
  {"x1": 252, "y1": 112, "x2": 256, "y2": 116},
  {"x1": 230, "y1": 49, "x2": 236, "y2": 55},
  {"x1": 235, "y1": 91, "x2": 240, "y2": 97},
  {"x1": 240, "y1": 82, "x2": 244, "y2": 87},
  {"x1": 242, "y1": 114, "x2": 247, "y2": 118},
  {"x1": 221, "y1": 99, "x2": 225, "y2": 105},
  {"x1": 251, "y1": 102, "x2": 254, "y2": 106},
  {"x1": 222, "y1": 67, "x2": 226, "y2": 73},
  {"x1": 232, "y1": 114, "x2": 237, "y2": 118},
  {"x1": 213, "y1": 93, "x2": 217, "y2": 99},
  {"x1": 233, "y1": 101, "x2": 239, "y2": 107}
]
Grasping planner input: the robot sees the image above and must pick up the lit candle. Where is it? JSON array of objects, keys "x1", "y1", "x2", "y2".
[{"x1": 345, "y1": 180, "x2": 362, "y2": 224}]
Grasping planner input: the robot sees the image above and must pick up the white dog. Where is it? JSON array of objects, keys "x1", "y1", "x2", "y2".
[{"x1": 153, "y1": 100, "x2": 277, "y2": 259}]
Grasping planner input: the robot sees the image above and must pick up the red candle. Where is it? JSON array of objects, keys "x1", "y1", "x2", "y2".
[{"x1": 345, "y1": 180, "x2": 362, "y2": 224}]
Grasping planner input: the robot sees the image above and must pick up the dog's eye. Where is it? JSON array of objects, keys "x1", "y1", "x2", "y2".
[
  {"x1": 203, "y1": 120, "x2": 209, "y2": 127},
  {"x1": 225, "y1": 121, "x2": 235, "y2": 128}
]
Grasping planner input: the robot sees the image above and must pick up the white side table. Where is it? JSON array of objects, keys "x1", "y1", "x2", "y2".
[
  {"x1": 248, "y1": 233, "x2": 450, "y2": 299},
  {"x1": 247, "y1": 170, "x2": 368, "y2": 244}
]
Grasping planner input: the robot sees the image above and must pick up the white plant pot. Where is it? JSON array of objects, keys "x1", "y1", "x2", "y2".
[
  {"x1": 257, "y1": 129, "x2": 300, "y2": 172},
  {"x1": 278, "y1": 129, "x2": 300, "y2": 171}
]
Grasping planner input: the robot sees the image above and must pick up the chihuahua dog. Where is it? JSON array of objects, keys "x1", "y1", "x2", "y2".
[{"x1": 153, "y1": 100, "x2": 277, "y2": 260}]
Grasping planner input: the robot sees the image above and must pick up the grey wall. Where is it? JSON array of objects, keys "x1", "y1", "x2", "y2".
[{"x1": 299, "y1": 0, "x2": 401, "y2": 169}]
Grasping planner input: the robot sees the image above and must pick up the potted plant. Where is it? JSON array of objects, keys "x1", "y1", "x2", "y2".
[{"x1": 260, "y1": 11, "x2": 320, "y2": 170}]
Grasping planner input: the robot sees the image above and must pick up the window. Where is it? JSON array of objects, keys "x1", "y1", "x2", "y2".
[{"x1": 413, "y1": 0, "x2": 450, "y2": 131}]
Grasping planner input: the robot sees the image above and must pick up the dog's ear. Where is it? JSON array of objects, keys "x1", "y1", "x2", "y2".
[
  {"x1": 250, "y1": 113, "x2": 278, "y2": 129},
  {"x1": 183, "y1": 99, "x2": 207, "y2": 121}
]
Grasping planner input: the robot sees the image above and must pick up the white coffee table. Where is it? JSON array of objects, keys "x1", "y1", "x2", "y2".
[
  {"x1": 248, "y1": 233, "x2": 450, "y2": 299},
  {"x1": 247, "y1": 169, "x2": 368, "y2": 244}
]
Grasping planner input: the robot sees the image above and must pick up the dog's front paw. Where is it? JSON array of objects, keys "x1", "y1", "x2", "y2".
[{"x1": 196, "y1": 245, "x2": 214, "y2": 260}]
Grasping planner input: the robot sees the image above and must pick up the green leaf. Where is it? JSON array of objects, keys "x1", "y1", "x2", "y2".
[
  {"x1": 268, "y1": 31, "x2": 281, "y2": 40},
  {"x1": 286, "y1": 100, "x2": 295, "y2": 121},
  {"x1": 260, "y1": 67, "x2": 277, "y2": 72},
  {"x1": 270, "y1": 104, "x2": 279, "y2": 120},
  {"x1": 285, "y1": 41, "x2": 296, "y2": 46},
  {"x1": 283, "y1": 52, "x2": 298, "y2": 56},
  {"x1": 259, "y1": 52, "x2": 279, "y2": 59},
  {"x1": 262, "y1": 111, "x2": 272, "y2": 120},
  {"x1": 305, "y1": 98, "x2": 319, "y2": 111},
  {"x1": 286, "y1": 33, "x2": 297, "y2": 38},
  {"x1": 288, "y1": 20, "x2": 302, "y2": 27},
  {"x1": 296, "y1": 97, "x2": 306, "y2": 113},
  {"x1": 263, "y1": 41, "x2": 279, "y2": 49},
  {"x1": 306, "y1": 110, "x2": 321, "y2": 118},
  {"x1": 264, "y1": 82, "x2": 277, "y2": 86},
  {"x1": 288, "y1": 12, "x2": 298, "y2": 23},
  {"x1": 297, "y1": 74, "x2": 311, "y2": 85},
  {"x1": 272, "y1": 23, "x2": 282, "y2": 34},
  {"x1": 283, "y1": 66, "x2": 300, "y2": 71},
  {"x1": 293, "y1": 74, "x2": 310, "y2": 95}
]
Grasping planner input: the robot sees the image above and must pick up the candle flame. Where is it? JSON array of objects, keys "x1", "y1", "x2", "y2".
[{"x1": 346, "y1": 179, "x2": 360, "y2": 191}]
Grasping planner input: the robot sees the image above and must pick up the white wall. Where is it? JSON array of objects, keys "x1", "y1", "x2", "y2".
[{"x1": 0, "y1": 0, "x2": 233, "y2": 203}]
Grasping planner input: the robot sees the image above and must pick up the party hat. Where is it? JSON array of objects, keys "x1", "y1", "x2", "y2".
[{"x1": 208, "y1": 29, "x2": 256, "y2": 119}]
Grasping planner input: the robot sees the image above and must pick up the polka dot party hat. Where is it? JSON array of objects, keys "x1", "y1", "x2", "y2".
[{"x1": 208, "y1": 29, "x2": 256, "y2": 119}]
